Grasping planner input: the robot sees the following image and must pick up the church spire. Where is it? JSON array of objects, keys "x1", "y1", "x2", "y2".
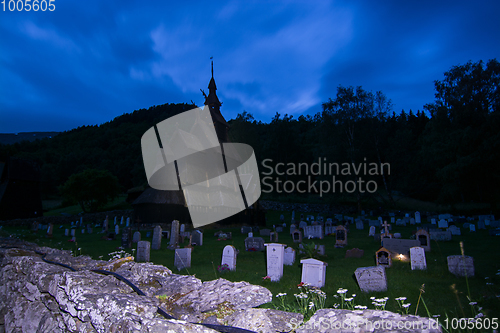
[{"x1": 203, "y1": 57, "x2": 229, "y2": 142}]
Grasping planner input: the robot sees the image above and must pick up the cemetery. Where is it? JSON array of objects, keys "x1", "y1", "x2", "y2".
[{"x1": 1, "y1": 208, "x2": 499, "y2": 332}]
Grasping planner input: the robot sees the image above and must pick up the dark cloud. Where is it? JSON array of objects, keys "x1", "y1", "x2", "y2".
[{"x1": 1, "y1": 1, "x2": 499, "y2": 132}]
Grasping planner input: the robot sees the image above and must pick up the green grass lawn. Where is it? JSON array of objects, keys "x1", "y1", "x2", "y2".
[{"x1": 2, "y1": 211, "x2": 499, "y2": 322}]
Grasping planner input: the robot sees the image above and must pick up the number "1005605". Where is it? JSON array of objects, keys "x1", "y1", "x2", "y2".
[{"x1": 2, "y1": 0, "x2": 55, "y2": 11}]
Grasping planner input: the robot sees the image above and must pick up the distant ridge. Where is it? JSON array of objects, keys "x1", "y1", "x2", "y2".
[{"x1": 0, "y1": 132, "x2": 60, "y2": 145}]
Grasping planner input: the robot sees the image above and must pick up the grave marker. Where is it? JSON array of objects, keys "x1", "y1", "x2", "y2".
[
  {"x1": 47, "y1": 223, "x2": 53, "y2": 237},
  {"x1": 269, "y1": 231, "x2": 278, "y2": 243},
  {"x1": 447, "y1": 255, "x2": 474, "y2": 277},
  {"x1": 192, "y1": 230, "x2": 203, "y2": 246},
  {"x1": 447, "y1": 225, "x2": 461, "y2": 236},
  {"x1": 103, "y1": 216, "x2": 109, "y2": 233},
  {"x1": 132, "y1": 231, "x2": 141, "y2": 243},
  {"x1": 369, "y1": 226, "x2": 376, "y2": 236},
  {"x1": 221, "y1": 245, "x2": 237, "y2": 271},
  {"x1": 335, "y1": 225, "x2": 347, "y2": 247},
  {"x1": 300, "y1": 258, "x2": 328, "y2": 288},
  {"x1": 260, "y1": 229, "x2": 271, "y2": 237},
  {"x1": 265, "y1": 243, "x2": 285, "y2": 281},
  {"x1": 438, "y1": 219, "x2": 448, "y2": 229},
  {"x1": 291, "y1": 230, "x2": 302, "y2": 243},
  {"x1": 64, "y1": 229, "x2": 69, "y2": 236},
  {"x1": 410, "y1": 247, "x2": 427, "y2": 270},
  {"x1": 245, "y1": 237, "x2": 265, "y2": 251},
  {"x1": 356, "y1": 220, "x2": 364, "y2": 230},
  {"x1": 469, "y1": 224, "x2": 476, "y2": 232},
  {"x1": 136, "y1": 241, "x2": 150, "y2": 262},
  {"x1": 355, "y1": 266, "x2": 387, "y2": 292},
  {"x1": 174, "y1": 248, "x2": 192, "y2": 271},
  {"x1": 71, "y1": 229, "x2": 76, "y2": 237},
  {"x1": 345, "y1": 248, "x2": 364, "y2": 258},
  {"x1": 376, "y1": 247, "x2": 392, "y2": 267},
  {"x1": 415, "y1": 229, "x2": 431, "y2": 252},
  {"x1": 121, "y1": 227, "x2": 132, "y2": 249},
  {"x1": 430, "y1": 230, "x2": 452, "y2": 241},
  {"x1": 152, "y1": 226, "x2": 162, "y2": 250},
  {"x1": 415, "y1": 211, "x2": 421, "y2": 224},
  {"x1": 115, "y1": 225, "x2": 119, "y2": 236},
  {"x1": 168, "y1": 220, "x2": 180, "y2": 249},
  {"x1": 284, "y1": 247, "x2": 295, "y2": 265},
  {"x1": 303, "y1": 225, "x2": 323, "y2": 239}
]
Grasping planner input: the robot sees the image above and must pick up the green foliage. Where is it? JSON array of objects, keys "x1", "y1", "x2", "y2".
[{"x1": 60, "y1": 169, "x2": 121, "y2": 213}]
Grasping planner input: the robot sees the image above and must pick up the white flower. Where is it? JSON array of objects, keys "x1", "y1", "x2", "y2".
[
  {"x1": 403, "y1": 303, "x2": 411, "y2": 308},
  {"x1": 433, "y1": 315, "x2": 441, "y2": 318},
  {"x1": 345, "y1": 297, "x2": 354, "y2": 302},
  {"x1": 395, "y1": 297, "x2": 407, "y2": 301},
  {"x1": 475, "y1": 313, "x2": 484, "y2": 318},
  {"x1": 308, "y1": 302, "x2": 315, "y2": 309},
  {"x1": 276, "y1": 293, "x2": 287, "y2": 297},
  {"x1": 337, "y1": 288, "x2": 348, "y2": 294},
  {"x1": 370, "y1": 296, "x2": 375, "y2": 300},
  {"x1": 469, "y1": 301, "x2": 477, "y2": 305}
]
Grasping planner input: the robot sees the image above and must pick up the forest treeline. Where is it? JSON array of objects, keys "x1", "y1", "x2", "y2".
[{"x1": 1, "y1": 59, "x2": 499, "y2": 208}]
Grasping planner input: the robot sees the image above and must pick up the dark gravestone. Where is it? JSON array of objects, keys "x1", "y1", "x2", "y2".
[
  {"x1": 345, "y1": 248, "x2": 364, "y2": 258},
  {"x1": 121, "y1": 227, "x2": 132, "y2": 249}
]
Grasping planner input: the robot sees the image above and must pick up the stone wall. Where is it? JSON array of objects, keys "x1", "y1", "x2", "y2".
[{"x1": 0, "y1": 239, "x2": 441, "y2": 333}]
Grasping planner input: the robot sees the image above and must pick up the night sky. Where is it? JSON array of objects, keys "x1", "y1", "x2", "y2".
[{"x1": 1, "y1": 1, "x2": 499, "y2": 133}]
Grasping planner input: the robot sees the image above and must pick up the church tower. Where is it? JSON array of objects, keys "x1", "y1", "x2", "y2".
[{"x1": 204, "y1": 60, "x2": 230, "y2": 143}]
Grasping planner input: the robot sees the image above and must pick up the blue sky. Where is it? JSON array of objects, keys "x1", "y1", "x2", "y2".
[{"x1": 1, "y1": 1, "x2": 499, "y2": 133}]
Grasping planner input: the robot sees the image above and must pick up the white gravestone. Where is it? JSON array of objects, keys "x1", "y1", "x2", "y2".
[
  {"x1": 136, "y1": 241, "x2": 150, "y2": 262},
  {"x1": 284, "y1": 247, "x2": 295, "y2": 265},
  {"x1": 415, "y1": 212, "x2": 421, "y2": 224},
  {"x1": 410, "y1": 247, "x2": 427, "y2": 270},
  {"x1": 114, "y1": 216, "x2": 117, "y2": 225},
  {"x1": 174, "y1": 248, "x2": 192, "y2": 271},
  {"x1": 64, "y1": 229, "x2": 69, "y2": 236},
  {"x1": 469, "y1": 224, "x2": 476, "y2": 232},
  {"x1": 303, "y1": 225, "x2": 323, "y2": 239},
  {"x1": 126, "y1": 217, "x2": 130, "y2": 227},
  {"x1": 354, "y1": 266, "x2": 387, "y2": 292},
  {"x1": 132, "y1": 231, "x2": 141, "y2": 243},
  {"x1": 265, "y1": 243, "x2": 285, "y2": 282},
  {"x1": 248, "y1": 232, "x2": 253, "y2": 238},
  {"x1": 180, "y1": 224, "x2": 185, "y2": 233},
  {"x1": 115, "y1": 225, "x2": 119, "y2": 235},
  {"x1": 221, "y1": 245, "x2": 237, "y2": 271},
  {"x1": 71, "y1": 229, "x2": 76, "y2": 237},
  {"x1": 448, "y1": 225, "x2": 461, "y2": 235},
  {"x1": 300, "y1": 258, "x2": 328, "y2": 288},
  {"x1": 369, "y1": 226, "x2": 376, "y2": 236},
  {"x1": 431, "y1": 218, "x2": 436, "y2": 225},
  {"x1": 120, "y1": 216, "x2": 124, "y2": 225}
]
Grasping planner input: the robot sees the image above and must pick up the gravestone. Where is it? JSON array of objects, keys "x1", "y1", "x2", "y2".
[
  {"x1": 244, "y1": 237, "x2": 265, "y2": 251},
  {"x1": 120, "y1": 216, "x2": 124, "y2": 225},
  {"x1": 438, "y1": 219, "x2": 448, "y2": 229},
  {"x1": 356, "y1": 220, "x2": 364, "y2": 230},
  {"x1": 415, "y1": 211, "x2": 421, "y2": 224},
  {"x1": 126, "y1": 217, "x2": 130, "y2": 227},
  {"x1": 335, "y1": 225, "x2": 347, "y2": 247},
  {"x1": 136, "y1": 241, "x2": 150, "y2": 262},
  {"x1": 114, "y1": 216, "x2": 117, "y2": 225},
  {"x1": 121, "y1": 227, "x2": 132, "y2": 249},
  {"x1": 275, "y1": 226, "x2": 283, "y2": 233},
  {"x1": 260, "y1": 229, "x2": 271, "y2": 237},
  {"x1": 463, "y1": 223, "x2": 471, "y2": 229},
  {"x1": 354, "y1": 266, "x2": 387, "y2": 292},
  {"x1": 248, "y1": 232, "x2": 253, "y2": 238},
  {"x1": 415, "y1": 229, "x2": 431, "y2": 252},
  {"x1": 32, "y1": 221, "x2": 39, "y2": 232},
  {"x1": 169, "y1": 220, "x2": 180, "y2": 249},
  {"x1": 300, "y1": 258, "x2": 328, "y2": 288},
  {"x1": 393, "y1": 233, "x2": 401, "y2": 239},
  {"x1": 335, "y1": 214, "x2": 343, "y2": 221},
  {"x1": 390, "y1": 217, "x2": 395, "y2": 224},
  {"x1": 303, "y1": 225, "x2": 323, "y2": 239},
  {"x1": 47, "y1": 223, "x2": 53, "y2": 237},
  {"x1": 291, "y1": 230, "x2": 302, "y2": 243},
  {"x1": 410, "y1": 247, "x2": 427, "y2": 270},
  {"x1": 431, "y1": 218, "x2": 436, "y2": 225},
  {"x1": 192, "y1": 230, "x2": 203, "y2": 246},
  {"x1": 469, "y1": 224, "x2": 476, "y2": 232},
  {"x1": 382, "y1": 238, "x2": 421, "y2": 256},
  {"x1": 221, "y1": 245, "x2": 237, "y2": 271},
  {"x1": 269, "y1": 232, "x2": 278, "y2": 243},
  {"x1": 152, "y1": 226, "x2": 162, "y2": 250},
  {"x1": 325, "y1": 219, "x2": 333, "y2": 226},
  {"x1": 298, "y1": 221, "x2": 307, "y2": 230},
  {"x1": 376, "y1": 247, "x2": 392, "y2": 267},
  {"x1": 71, "y1": 229, "x2": 76, "y2": 237},
  {"x1": 64, "y1": 229, "x2": 69, "y2": 236},
  {"x1": 410, "y1": 218, "x2": 415, "y2": 225},
  {"x1": 103, "y1": 216, "x2": 109, "y2": 233},
  {"x1": 174, "y1": 248, "x2": 192, "y2": 271},
  {"x1": 289, "y1": 224, "x2": 296, "y2": 234},
  {"x1": 447, "y1": 225, "x2": 461, "y2": 236},
  {"x1": 146, "y1": 231, "x2": 152, "y2": 238},
  {"x1": 324, "y1": 226, "x2": 336, "y2": 235},
  {"x1": 345, "y1": 248, "x2": 364, "y2": 258},
  {"x1": 447, "y1": 255, "x2": 474, "y2": 277},
  {"x1": 284, "y1": 247, "x2": 295, "y2": 265},
  {"x1": 317, "y1": 245, "x2": 326, "y2": 256},
  {"x1": 477, "y1": 221, "x2": 485, "y2": 230},
  {"x1": 81, "y1": 229, "x2": 85, "y2": 234},
  {"x1": 430, "y1": 230, "x2": 452, "y2": 241},
  {"x1": 396, "y1": 219, "x2": 406, "y2": 226},
  {"x1": 115, "y1": 225, "x2": 119, "y2": 236},
  {"x1": 369, "y1": 226, "x2": 375, "y2": 236},
  {"x1": 87, "y1": 224, "x2": 92, "y2": 234},
  {"x1": 241, "y1": 226, "x2": 252, "y2": 234},
  {"x1": 132, "y1": 231, "x2": 141, "y2": 243},
  {"x1": 265, "y1": 243, "x2": 285, "y2": 282}
]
